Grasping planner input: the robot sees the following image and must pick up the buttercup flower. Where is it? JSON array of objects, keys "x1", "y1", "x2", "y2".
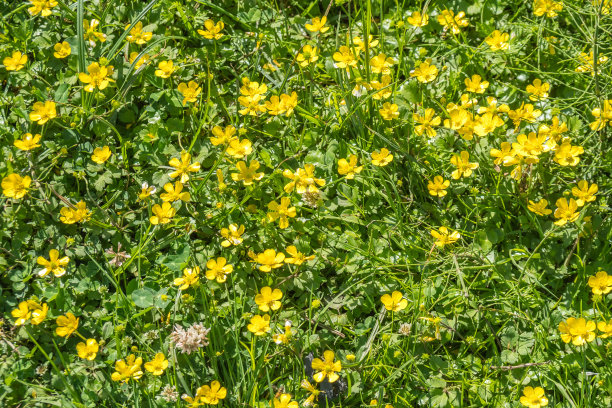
[
  {"x1": 598, "y1": 320, "x2": 612, "y2": 338},
  {"x1": 414, "y1": 108, "x2": 441, "y2": 137},
  {"x1": 486, "y1": 30, "x2": 510, "y2": 51},
  {"x1": 14, "y1": 133, "x2": 42, "y2": 151},
  {"x1": 526, "y1": 79, "x2": 550, "y2": 101},
  {"x1": 381, "y1": 291, "x2": 408, "y2": 312},
  {"x1": 226, "y1": 139, "x2": 253, "y2": 158},
  {"x1": 55, "y1": 312, "x2": 79, "y2": 337},
  {"x1": 558, "y1": 317, "x2": 596, "y2": 346},
  {"x1": 297, "y1": 45, "x2": 319, "y2": 67},
  {"x1": 30, "y1": 101, "x2": 57, "y2": 125},
  {"x1": 437, "y1": 10, "x2": 469, "y2": 34},
  {"x1": 91, "y1": 146, "x2": 112, "y2": 164},
  {"x1": 174, "y1": 267, "x2": 200, "y2": 290},
  {"x1": 338, "y1": 155, "x2": 363, "y2": 179},
  {"x1": 410, "y1": 59, "x2": 438, "y2": 83},
  {"x1": 274, "y1": 393, "x2": 299, "y2": 408},
  {"x1": 11, "y1": 302, "x2": 31, "y2": 326},
  {"x1": 465, "y1": 75, "x2": 489, "y2": 93},
  {"x1": 528, "y1": 199, "x2": 552, "y2": 216},
  {"x1": 37, "y1": 249, "x2": 70, "y2": 278},
  {"x1": 198, "y1": 20, "x2": 225, "y2": 40},
  {"x1": 284, "y1": 246, "x2": 314, "y2": 264},
  {"x1": 28, "y1": 0, "x2": 57, "y2": 16},
  {"x1": 3, "y1": 51, "x2": 27, "y2": 71},
  {"x1": 76, "y1": 339, "x2": 99, "y2": 360},
  {"x1": 520, "y1": 386, "x2": 549, "y2": 408},
  {"x1": 177, "y1": 81, "x2": 201, "y2": 105},
  {"x1": 220, "y1": 224, "x2": 245, "y2": 247},
  {"x1": 53, "y1": 42, "x2": 71, "y2": 59},
  {"x1": 231, "y1": 160, "x2": 264, "y2": 185},
  {"x1": 150, "y1": 202, "x2": 176, "y2": 225},
  {"x1": 571, "y1": 180, "x2": 598, "y2": 207},
  {"x1": 407, "y1": 11, "x2": 429, "y2": 27},
  {"x1": 587, "y1": 271, "x2": 612, "y2": 295},
  {"x1": 255, "y1": 287, "x2": 283, "y2": 312},
  {"x1": 60, "y1": 201, "x2": 91, "y2": 224},
  {"x1": 305, "y1": 16, "x2": 329, "y2": 33},
  {"x1": 248, "y1": 314, "x2": 271, "y2": 335},
  {"x1": 169, "y1": 151, "x2": 200, "y2": 183},
  {"x1": 533, "y1": 0, "x2": 563, "y2": 17},
  {"x1": 267, "y1": 197, "x2": 297, "y2": 229},
  {"x1": 553, "y1": 198, "x2": 580, "y2": 226},
  {"x1": 379, "y1": 102, "x2": 399, "y2": 120},
  {"x1": 160, "y1": 181, "x2": 190, "y2": 202},
  {"x1": 2, "y1": 174, "x2": 31, "y2": 199},
  {"x1": 427, "y1": 176, "x2": 450, "y2": 197},
  {"x1": 371, "y1": 148, "x2": 393, "y2": 166},
  {"x1": 155, "y1": 60, "x2": 177, "y2": 78},
  {"x1": 125, "y1": 21, "x2": 152, "y2": 44},
  {"x1": 590, "y1": 100, "x2": 612, "y2": 130},
  {"x1": 253, "y1": 249, "x2": 285, "y2": 272},
  {"x1": 311, "y1": 350, "x2": 342, "y2": 383},
  {"x1": 83, "y1": 19, "x2": 106, "y2": 46},
  {"x1": 283, "y1": 164, "x2": 326, "y2": 194},
  {"x1": 205, "y1": 257, "x2": 233, "y2": 283},
  {"x1": 111, "y1": 354, "x2": 143, "y2": 383},
  {"x1": 431, "y1": 227, "x2": 461, "y2": 247},
  {"x1": 144, "y1": 353, "x2": 168, "y2": 376},
  {"x1": 450, "y1": 151, "x2": 479, "y2": 179}
]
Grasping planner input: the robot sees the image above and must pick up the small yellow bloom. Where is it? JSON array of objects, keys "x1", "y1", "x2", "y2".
[
  {"x1": 231, "y1": 160, "x2": 264, "y2": 185},
  {"x1": 267, "y1": 197, "x2": 296, "y2": 229},
  {"x1": 91, "y1": 146, "x2": 112, "y2": 164},
  {"x1": 248, "y1": 314, "x2": 271, "y2": 336},
  {"x1": 589, "y1": 100, "x2": 612, "y2": 131},
  {"x1": 111, "y1": 354, "x2": 143, "y2": 383},
  {"x1": 526, "y1": 79, "x2": 550, "y2": 101},
  {"x1": 83, "y1": 19, "x2": 106, "y2": 47},
  {"x1": 53, "y1": 42, "x2": 71, "y2": 59},
  {"x1": 177, "y1": 81, "x2": 201, "y2": 105},
  {"x1": 485, "y1": 30, "x2": 510, "y2": 51},
  {"x1": 283, "y1": 164, "x2": 326, "y2": 194},
  {"x1": 60, "y1": 201, "x2": 91, "y2": 224},
  {"x1": 431, "y1": 227, "x2": 461, "y2": 247},
  {"x1": 520, "y1": 386, "x2": 549, "y2": 408},
  {"x1": 284, "y1": 246, "x2": 314, "y2": 264},
  {"x1": 255, "y1": 287, "x2": 283, "y2": 312},
  {"x1": 553, "y1": 198, "x2": 580, "y2": 226},
  {"x1": 253, "y1": 249, "x2": 285, "y2": 272},
  {"x1": 553, "y1": 141, "x2": 583, "y2": 166},
  {"x1": 371, "y1": 148, "x2": 393, "y2": 166},
  {"x1": 379, "y1": 102, "x2": 399, "y2": 120},
  {"x1": 332, "y1": 46, "x2": 358, "y2": 70},
  {"x1": 311, "y1": 350, "x2": 342, "y2": 383},
  {"x1": 2, "y1": 174, "x2": 31, "y2": 199},
  {"x1": 155, "y1": 60, "x2": 176, "y2": 78},
  {"x1": 14, "y1": 133, "x2": 42, "y2": 151},
  {"x1": 226, "y1": 138, "x2": 253, "y2": 158},
  {"x1": 30, "y1": 303, "x2": 48, "y2": 325},
  {"x1": 407, "y1": 11, "x2": 429, "y2": 27},
  {"x1": 558, "y1": 317, "x2": 596, "y2": 346},
  {"x1": 3, "y1": 51, "x2": 27, "y2": 71},
  {"x1": 450, "y1": 151, "x2": 479, "y2": 179},
  {"x1": 338, "y1": 155, "x2": 363, "y2": 179},
  {"x1": 144, "y1": 353, "x2": 168, "y2": 376},
  {"x1": 55, "y1": 312, "x2": 79, "y2": 337},
  {"x1": 174, "y1": 267, "x2": 200, "y2": 290},
  {"x1": 160, "y1": 181, "x2": 191, "y2": 202},
  {"x1": 427, "y1": 176, "x2": 450, "y2": 197},
  {"x1": 169, "y1": 151, "x2": 200, "y2": 183},
  {"x1": 437, "y1": 10, "x2": 469, "y2": 34},
  {"x1": 598, "y1": 319, "x2": 612, "y2": 339},
  {"x1": 150, "y1": 202, "x2": 176, "y2": 225},
  {"x1": 11, "y1": 302, "x2": 32, "y2": 326},
  {"x1": 533, "y1": 0, "x2": 563, "y2": 18},
  {"x1": 198, "y1": 20, "x2": 225, "y2": 40},
  {"x1": 210, "y1": 125, "x2": 237, "y2": 146},
  {"x1": 414, "y1": 108, "x2": 441, "y2": 138},
  {"x1": 125, "y1": 21, "x2": 153, "y2": 44},
  {"x1": 37, "y1": 249, "x2": 70, "y2": 278},
  {"x1": 571, "y1": 180, "x2": 598, "y2": 207},
  {"x1": 380, "y1": 291, "x2": 408, "y2": 312},
  {"x1": 220, "y1": 224, "x2": 245, "y2": 247},
  {"x1": 205, "y1": 258, "x2": 233, "y2": 283},
  {"x1": 587, "y1": 271, "x2": 612, "y2": 295},
  {"x1": 79, "y1": 62, "x2": 113, "y2": 92},
  {"x1": 464, "y1": 74, "x2": 489, "y2": 93},
  {"x1": 28, "y1": 0, "x2": 57, "y2": 16},
  {"x1": 410, "y1": 59, "x2": 438, "y2": 83},
  {"x1": 296, "y1": 45, "x2": 319, "y2": 67},
  {"x1": 527, "y1": 199, "x2": 552, "y2": 216},
  {"x1": 305, "y1": 16, "x2": 329, "y2": 33},
  {"x1": 29, "y1": 101, "x2": 57, "y2": 125},
  {"x1": 76, "y1": 339, "x2": 99, "y2": 360}
]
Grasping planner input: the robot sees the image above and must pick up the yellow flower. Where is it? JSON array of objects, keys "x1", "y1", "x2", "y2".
[
  {"x1": 11, "y1": 302, "x2": 31, "y2": 326},
  {"x1": 369, "y1": 53, "x2": 394, "y2": 75},
  {"x1": 414, "y1": 108, "x2": 441, "y2": 138},
  {"x1": 253, "y1": 249, "x2": 286, "y2": 272},
  {"x1": 3, "y1": 51, "x2": 28, "y2": 71},
  {"x1": 296, "y1": 45, "x2": 319, "y2": 67},
  {"x1": 125, "y1": 21, "x2": 152, "y2": 44},
  {"x1": 437, "y1": 10, "x2": 469, "y2": 34},
  {"x1": 589, "y1": 100, "x2": 612, "y2": 131},
  {"x1": 144, "y1": 353, "x2": 168, "y2": 376},
  {"x1": 169, "y1": 151, "x2": 200, "y2": 183},
  {"x1": 379, "y1": 102, "x2": 399, "y2": 120},
  {"x1": 575, "y1": 50, "x2": 608, "y2": 74},
  {"x1": 150, "y1": 202, "x2": 176, "y2": 225},
  {"x1": 199, "y1": 380, "x2": 227, "y2": 405},
  {"x1": 226, "y1": 138, "x2": 253, "y2": 158},
  {"x1": 231, "y1": 160, "x2": 265, "y2": 185},
  {"x1": 533, "y1": 0, "x2": 563, "y2": 17},
  {"x1": 587, "y1": 271, "x2": 612, "y2": 295},
  {"x1": 284, "y1": 246, "x2": 314, "y2": 264},
  {"x1": 160, "y1": 181, "x2": 191, "y2": 202},
  {"x1": 255, "y1": 287, "x2": 283, "y2": 312},
  {"x1": 14, "y1": 133, "x2": 42, "y2": 151},
  {"x1": 571, "y1": 180, "x2": 598, "y2": 207},
  {"x1": 220, "y1": 224, "x2": 245, "y2": 247},
  {"x1": 352, "y1": 35, "x2": 379, "y2": 53},
  {"x1": 60, "y1": 201, "x2": 91, "y2": 224},
  {"x1": 248, "y1": 314, "x2": 271, "y2": 336},
  {"x1": 2, "y1": 174, "x2": 31, "y2": 199},
  {"x1": 410, "y1": 59, "x2": 438, "y2": 83},
  {"x1": 528, "y1": 199, "x2": 552, "y2": 216},
  {"x1": 311, "y1": 350, "x2": 342, "y2": 383},
  {"x1": 407, "y1": 11, "x2": 429, "y2": 27},
  {"x1": 79, "y1": 62, "x2": 112, "y2": 92},
  {"x1": 55, "y1": 312, "x2": 79, "y2": 337},
  {"x1": 30, "y1": 303, "x2": 48, "y2": 325},
  {"x1": 265, "y1": 92, "x2": 298, "y2": 116},
  {"x1": 485, "y1": 30, "x2": 510, "y2": 51},
  {"x1": 29, "y1": 101, "x2": 57, "y2": 125},
  {"x1": 300, "y1": 379, "x2": 321, "y2": 406},
  {"x1": 83, "y1": 19, "x2": 106, "y2": 47},
  {"x1": 558, "y1": 317, "x2": 596, "y2": 346},
  {"x1": 338, "y1": 155, "x2": 363, "y2": 179},
  {"x1": 53, "y1": 42, "x2": 71, "y2": 59},
  {"x1": 274, "y1": 394, "x2": 299, "y2": 408},
  {"x1": 28, "y1": 0, "x2": 57, "y2": 16},
  {"x1": 37, "y1": 249, "x2": 70, "y2": 278},
  {"x1": 155, "y1": 60, "x2": 176, "y2": 78},
  {"x1": 205, "y1": 258, "x2": 233, "y2": 283},
  {"x1": 111, "y1": 354, "x2": 143, "y2": 383},
  {"x1": 177, "y1": 81, "x2": 201, "y2": 105},
  {"x1": 76, "y1": 339, "x2": 99, "y2": 360},
  {"x1": 371, "y1": 148, "x2": 393, "y2": 166},
  {"x1": 474, "y1": 112, "x2": 504, "y2": 137},
  {"x1": 431, "y1": 227, "x2": 461, "y2": 247},
  {"x1": 129, "y1": 52, "x2": 150, "y2": 69},
  {"x1": 450, "y1": 151, "x2": 479, "y2": 179},
  {"x1": 267, "y1": 197, "x2": 296, "y2": 229},
  {"x1": 598, "y1": 319, "x2": 612, "y2": 339},
  {"x1": 427, "y1": 176, "x2": 450, "y2": 197},
  {"x1": 553, "y1": 198, "x2": 580, "y2": 226},
  {"x1": 91, "y1": 146, "x2": 112, "y2": 164},
  {"x1": 174, "y1": 267, "x2": 200, "y2": 290},
  {"x1": 526, "y1": 79, "x2": 550, "y2": 101},
  {"x1": 465, "y1": 75, "x2": 489, "y2": 93},
  {"x1": 380, "y1": 291, "x2": 408, "y2": 312},
  {"x1": 138, "y1": 182, "x2": 156, "y2": 201},
  {"x1": 210, "y1": 125, "x2": 237, "y2": 146},
  {"x1": 283, "y1": 164, "x2": 326, "y2": 194},
  {"x1": 520, "y1": 386, "x2": 549, "y2": 408},
  {"x1": 332, "y1": 46, "x2": 358, "y2": 70},
  {"x1": 512, "y1": 132, "x2": 546, "y2": 163},
  {"x1": 198, "y1": 20, "x2": 225, "y2": 40},
  {"x1": 553, "y1": 140, "x2": 583, "y2": 166},
  {"x1": 305, "y1": 16, "x2": 329, "y2": 33}
]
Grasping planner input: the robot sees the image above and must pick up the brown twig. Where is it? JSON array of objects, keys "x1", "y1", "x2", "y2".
[{"x1": 491, "y1": 361, "x2": 552, "y2": 371}]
